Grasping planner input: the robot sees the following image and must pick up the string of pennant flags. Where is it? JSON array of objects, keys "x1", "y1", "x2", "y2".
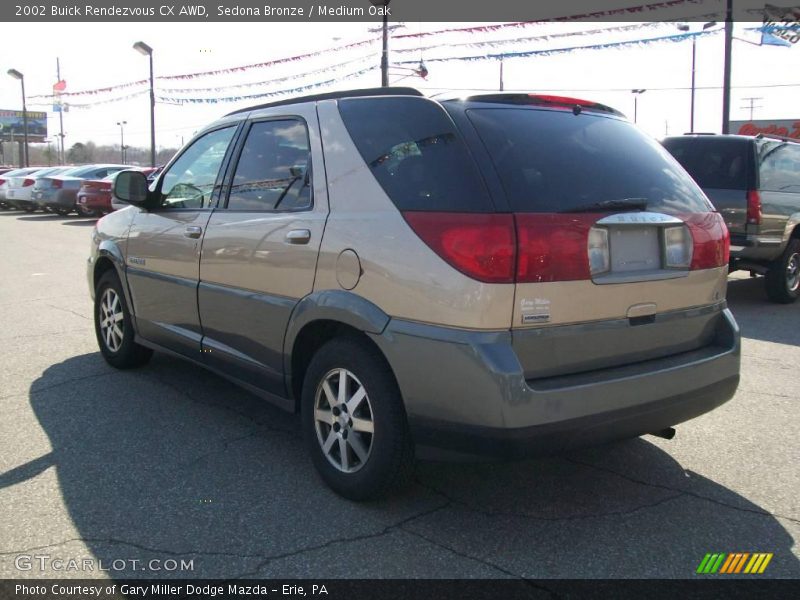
[{"x1": 29, "y1": 0, "x2": 720, "y2": 103}]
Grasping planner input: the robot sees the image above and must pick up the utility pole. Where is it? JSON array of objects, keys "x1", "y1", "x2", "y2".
[
  {"x1": 740, "y1": 97, "x2": 763, "y2": 121},
  {"x1": 721, "y1": 0, "x2": 733, "y2": 133},
  {"x1": 56, "y1": 58, "x2": 65, "y2": 164},
  {"x1": 499, "y1": 56, "x2": 504, "y2": 91}
]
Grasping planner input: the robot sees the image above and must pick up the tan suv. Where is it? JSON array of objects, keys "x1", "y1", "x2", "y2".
[{"x1": 88, "y1": 88, "x2": 740, "y2": 500}]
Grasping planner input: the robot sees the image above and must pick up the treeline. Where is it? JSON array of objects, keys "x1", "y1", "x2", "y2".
[{"x1": 25, "y1": 142, "x2": 179, "y2": 167}]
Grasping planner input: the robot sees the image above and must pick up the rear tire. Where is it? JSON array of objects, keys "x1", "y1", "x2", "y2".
[
  {"x1": 301, "y1": 336, "x2": 414, "y2": 500},
  {"x1": 94, "y1": 271, "x2": 153, "y2": 368},
  {"x1": 23, "y1": 205, "x2": 36, "y2": 213},
  {"x1": 765, "y1": 239, "x2": 800, "y2": 304},
  {"x1": 55, "y1": 207, "x2": 72, "y2": 216}
]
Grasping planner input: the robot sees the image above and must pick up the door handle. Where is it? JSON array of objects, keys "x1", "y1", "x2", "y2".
[
  {"x1": 184, "y1": 225, "x2": 203, "y2": 239},
  {"x1": 285, "y1": 229, "x2": 311, "y2": 245}
]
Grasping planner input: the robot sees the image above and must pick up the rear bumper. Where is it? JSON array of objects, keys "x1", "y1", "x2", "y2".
[{"x1": 371, "y1": 306, "x2": 740, "y2": 460}]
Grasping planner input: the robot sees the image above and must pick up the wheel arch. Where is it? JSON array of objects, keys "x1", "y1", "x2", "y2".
[{"x1": 284, "y1": 290, "x2": 393, "y2": 410}]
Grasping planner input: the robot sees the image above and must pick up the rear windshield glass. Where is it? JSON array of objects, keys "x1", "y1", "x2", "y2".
[
  {"x1": 468, "y1": 108, "x2": 711, "y2": 214},
  {"x1": 662, "y1": 138, "x2": 750, "y2": 191},
  {"x1": 338, "y1": 97, "x2": 493, "y2": 212}
]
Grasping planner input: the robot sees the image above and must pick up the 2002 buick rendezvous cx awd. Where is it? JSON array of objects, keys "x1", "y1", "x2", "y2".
[{"x1": 87, "y1": 88, "x2": 740, "y2": 499}]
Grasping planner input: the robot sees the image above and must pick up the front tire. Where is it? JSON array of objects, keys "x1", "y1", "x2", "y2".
[
  {"x1": 765, "y1": 239, "x2": 800, "y2": 303},
  {"x1": 301, "y1": 336, "x2": 414, "y2": 500},
  {"x1": 94, "y1": 271, "x2": 153, "y2": 368}
]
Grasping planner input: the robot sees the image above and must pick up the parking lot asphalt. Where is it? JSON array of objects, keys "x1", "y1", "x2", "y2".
[{"x1": 0, "y1": 209, "x2": 798, "y2": 580}]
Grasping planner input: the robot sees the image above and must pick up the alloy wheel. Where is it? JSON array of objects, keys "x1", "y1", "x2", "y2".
[
  {"x1": 314, "y1": 368, "x2": 374, "y2": 473},
  {"x1": 99, "y1": 288, "x2": 124, "y2": 352},
  {"x1": 787, "y1": 253, "x2": 800, "y2": 293}
]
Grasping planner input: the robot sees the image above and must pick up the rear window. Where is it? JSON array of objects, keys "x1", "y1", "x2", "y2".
[
  {"x1": 468, "y1": 108, "x2": 712, "y2": 214},
  {"x1": 338, "y1": 97, "x2": 493, "y2": 212},
  {"x1": 662, "y1": 137, "x2": 751, "y2": 191}
]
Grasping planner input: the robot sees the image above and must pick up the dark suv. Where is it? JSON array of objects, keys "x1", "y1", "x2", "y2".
[{"x1": 663, "y1": 134, "x2": 800, "y2": 302}]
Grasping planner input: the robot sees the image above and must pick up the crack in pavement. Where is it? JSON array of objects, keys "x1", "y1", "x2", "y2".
[
  {"x1": 399, "y1": 527, "x2": 560, "y2": 596},
  {"x1": 234, "y1": 501, "x2": 451, "y2": 578},
  {"x1": 565, "y1": 458, "x2": 800, "y2": 524},
  {"x1": 45, "y1": 304, "x2": 92, "y2": 321},
  {"x1": 0, "y1": 371, "x2": 115, "y2": 401},
  {"x1": 0, "y1": 329, "x2": 88, "y2": 342},
  {"x1": 414, "y1": 477, "x2": 685, "y2": 522}
]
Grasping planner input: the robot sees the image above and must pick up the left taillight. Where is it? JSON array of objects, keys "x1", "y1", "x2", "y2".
[{"x1": 402, "y1": 212, "x2": 516, "y2": 284}]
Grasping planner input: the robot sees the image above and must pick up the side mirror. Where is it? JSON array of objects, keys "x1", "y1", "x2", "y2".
[{"x1": 114, "y1": 170, "x2": 150, "y2": 207}]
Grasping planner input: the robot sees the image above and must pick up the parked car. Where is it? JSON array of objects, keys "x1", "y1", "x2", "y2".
[
  {"x1": 663, "y1": 134, "x2": 800, "y2": 303},
  {"x1": 0, "y1": 167, "x2": 44, "y2": 209},
  {"x1": 109, "y1": 166, "x2": 162, "y2": 211},
  {"x1": 33, "y1": 164, "x2": 129, "y2": 215},
  {"x1": 6, "y1": 166, "x2": 73, "y2": 211},
  {"x1": 89, "y1": 88, "x2": 740, "y2": 500},
  {"x1": 80, "y1": 167, "x2": 159, "y2": 217}
]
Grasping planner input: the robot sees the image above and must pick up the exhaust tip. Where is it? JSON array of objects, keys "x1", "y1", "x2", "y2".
[{"x1": 649, "y1": 427, "x2": 676, "y2": 440}]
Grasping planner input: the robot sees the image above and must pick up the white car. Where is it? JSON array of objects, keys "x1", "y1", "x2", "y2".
[{"x1": 6, "y1": 166, "x2": 73, "y2": 211}]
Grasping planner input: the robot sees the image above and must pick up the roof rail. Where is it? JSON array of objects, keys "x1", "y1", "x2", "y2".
[
  {"x1": 683, "y1": 132, "x2": 717, "y2": 135},
  {"x1": 755, "y1": 132, "x2": 800, "y2": 143},
  {"x1": 225, "y1": 87, "x2": 424, "y2": 116}
]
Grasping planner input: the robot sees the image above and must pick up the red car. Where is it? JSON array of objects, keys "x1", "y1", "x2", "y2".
[{"x1": 76, "y1": 168, "x2": 156, "y2": 217}]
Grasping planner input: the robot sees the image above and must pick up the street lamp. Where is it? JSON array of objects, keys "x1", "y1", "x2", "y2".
[
  {"x1": 368, "y1": 0, "x2": 392, "y2": 87},
  {"x1": 7, "y1": 69, "x2": 29, "y2": 168},
  {"x1": 631, "y1": 89, "x2": 646, "y2": 124},
  {"x1": 677, "y1": 21, "x2": 717, "y2": 132},
  {"x1": 116, "y1": 121, "x2": 127, "y2": 163},
  {"x1": 133, "y1": 41, "x2": 156, "y2": 167}
]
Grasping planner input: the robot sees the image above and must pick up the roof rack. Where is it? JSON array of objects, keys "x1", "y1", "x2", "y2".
[
  {"x1": 755, "y1": 132, "x2": 800, "y2": 143},
  {"x1": 226, "y1": 87, "x2": 424, "y2": 116},
  {"x1": 683, "y1": 132, "x2": 717, "y2": 135}
]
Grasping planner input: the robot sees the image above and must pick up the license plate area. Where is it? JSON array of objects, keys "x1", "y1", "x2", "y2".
[{"x1": 591, "y1": 213, "x2": 690, "y2": 284}]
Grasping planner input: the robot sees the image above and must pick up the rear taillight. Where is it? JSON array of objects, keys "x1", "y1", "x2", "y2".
[
  {"x1": 515, "y1": 214, "x2": 597, "y2": 283},
  {"x1": 405, "y1": 210, "x2": 728, "y2": 284},
  {"x1": 684, "y1": 212, "x2": 730, "y2": 270},
  {"x1": 402, "y1": 212, "x2": 516, "y2": 283},
  {"x1": 22, "y1": 178, "x2": 35, "y2": 187},
  {"x1": 0, "y1": 178, "x2": 6, "y2": 186},
  {"x1": 746, "y1": 190, "x2": 762, "y2": 225},
  {"x1": 52, "y1": 179, "x2": 63, "y2": 189}
]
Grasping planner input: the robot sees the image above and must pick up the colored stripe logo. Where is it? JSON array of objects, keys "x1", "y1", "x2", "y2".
[{"x1": 696, "y1": 552, "x2": 773, "y2": 574}]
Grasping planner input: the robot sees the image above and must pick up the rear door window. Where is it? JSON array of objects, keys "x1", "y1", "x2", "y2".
[
  {"x1": 468, "y1": 108, "x2": 711, "y2": 214},
  {"x1": 226, "y1": 119, "x2": 312, "y2": 211},
  {"x1": 662, "y1": 138, "x2": 751, "y2": 191},
  {"x1": 338, "y1": 97, "x2": 493, "y2": 212}
]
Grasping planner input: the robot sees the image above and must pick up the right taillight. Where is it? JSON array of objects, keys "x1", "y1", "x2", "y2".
[
  {"x1": 22, "y1": 178, "x2": 35, "y2": 187},
  {"x1": 52, "y1": 179, "x2": 63, "y2": 189},
  {"x1": 684, "y1": 212, "x2": 730, "y2": 270},
  {"x1": 746, "y1": 189, "x2": 761, "y2": 225},
  {"x1": 402, "y1": 211, "x2": 516, "y2": 284}
]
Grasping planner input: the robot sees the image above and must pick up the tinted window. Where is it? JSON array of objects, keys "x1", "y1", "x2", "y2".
[
  {"x1": 759, "y1": 142, "x2": 800, "y2": 193},
  {"x1": 227, "y1": 120, "x2": 312, "y2": 211},
  {"x1": 160, "y1": 127, "x2": 236, "y2": 209},
  {"x1": 469, "y1": 109, "x2": 712, "y2": 214},
  {"x1": 338, "y1": 97, "x2": 493, "y2": 212},
  {"x1": 662, "y1": 138, "x2": 751, "y2": 191}
]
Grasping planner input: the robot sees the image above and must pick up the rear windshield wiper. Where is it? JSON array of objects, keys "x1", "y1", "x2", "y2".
[{"x1": 560, "y1": 198, "x2": 648, "y2": 213}]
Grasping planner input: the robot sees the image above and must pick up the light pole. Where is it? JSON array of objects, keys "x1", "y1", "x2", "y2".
[
  {"x1": 677, "y1": 22, "x2": 716, "y2": 133},
  {"x1": 133, "y1": 41, "x2": 156, "y2": 167},
  {"x1": 7, "y1": 69, "x2": 29, "y2": 168},
  {"x1": 368, "y1": 1, "x2": 392, "y2": 87},
  {"x1": 631, "y1": 89, "x2": 646, "y2": 124},
  {"x1": 116, "y1": 121, "x2": 127, "y2": 163}
]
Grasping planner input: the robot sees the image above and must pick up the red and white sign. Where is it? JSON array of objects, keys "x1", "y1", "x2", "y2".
[{"x1": 731, "y1": 119, "x2": 800, "y2": 140}]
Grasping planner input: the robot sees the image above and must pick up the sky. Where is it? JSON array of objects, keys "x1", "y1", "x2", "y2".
[{"x1": 0, "y1": 17, "x2": 798, "y2": 160}]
